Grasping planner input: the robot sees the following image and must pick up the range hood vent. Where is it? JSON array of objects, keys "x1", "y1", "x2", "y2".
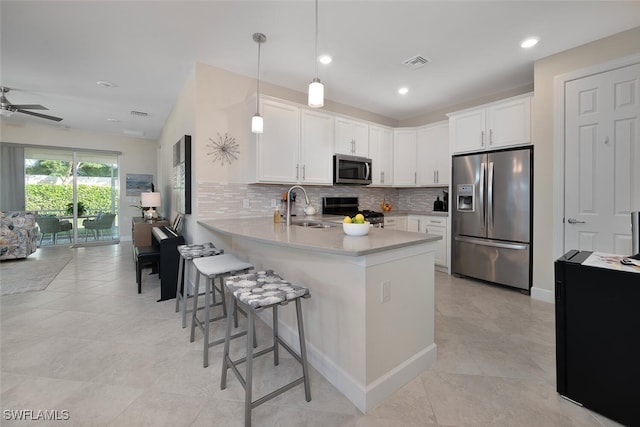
[{"x1": 401, "y1": 55, "x2": 431, "y2": 70}]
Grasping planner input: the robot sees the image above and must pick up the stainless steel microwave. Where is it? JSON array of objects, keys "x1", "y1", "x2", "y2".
[{"x1": 333, "y1": 154, "x2": 372, "y2": 185}]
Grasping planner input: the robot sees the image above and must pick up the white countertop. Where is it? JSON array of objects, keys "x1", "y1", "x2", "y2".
[{"x1": 198, "y1": 217, "x2": 440, "y2": 257}]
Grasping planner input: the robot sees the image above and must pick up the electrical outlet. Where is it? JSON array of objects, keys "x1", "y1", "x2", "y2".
[
  {"x1": 270, "y1": 199, "x2": 277, "y2": 208},
  {"x1": 243, "y1": 199, "x2": 250, "y2": 209},
  {"x1": 381, "y1": 280, "x2": 391, "y2": 303}
]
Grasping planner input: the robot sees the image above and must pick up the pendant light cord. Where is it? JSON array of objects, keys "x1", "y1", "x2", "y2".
[
  {"x1": 314, "y1": 0, "x2": 319, "y2": 79},
  {"x1": 256, "y1": 39, "x2": 261, "y2": 115}
]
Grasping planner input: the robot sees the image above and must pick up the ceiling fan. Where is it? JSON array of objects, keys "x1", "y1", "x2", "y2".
[{"x1": 0, "y1": 86, "x2": 63, "y2": 122}]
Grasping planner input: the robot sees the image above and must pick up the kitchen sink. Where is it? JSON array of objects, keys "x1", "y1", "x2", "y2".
[{"x1": 291, "y1": 220, "x2": 336, "y2": 229}]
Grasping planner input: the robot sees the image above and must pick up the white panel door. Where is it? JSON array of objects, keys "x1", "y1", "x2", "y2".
[
  {"x1": 416, "y1": 126, "x2": 436, "y2": 185},
  {"x1": 486, "y1": 96, "x2": 531, "y2": 149},
  {"x1": 564, "y1": 63, "x2": 640, "y2": 254},
  {"x1": 257, "y1": 100, "x2": 300, "y2": 183},
  {"x1": 369, "y1": 125, "x2": 394, "y2": 186},
  {"x1": 393, "y1": 130, "x2": 417, "y2": 186},
  {"x1": 449, "y1": 108, "x2": 485, "y2": 153},
  {"x1": 301, "y1": 109, "x2": 333, "y2": 184}
]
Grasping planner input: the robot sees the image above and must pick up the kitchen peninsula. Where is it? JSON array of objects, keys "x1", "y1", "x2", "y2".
[{"x1": 198, "y1": 217, "x2": 440, "y2": 413}]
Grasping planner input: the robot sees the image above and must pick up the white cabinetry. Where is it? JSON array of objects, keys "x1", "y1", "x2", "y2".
[
  {"x1": 335, "y1": 117, "x2": 369, "y2": 156},
  {"x1": 300, "y1": 109, "x2": 334, "y2": 184},
  {"x1": 395, "y1": 122, "x2": 449, "y2": 187},
  {"x1": 254, "y1": 99, "x2": 300, "y2": 183},
  {"x1": 251, "y1": 97, "x2": 332, "y2": 184},
  {"x1": 393, "y1": 130, "x2": 417, "y2": 186},
  {"x1": 407, "y1": 215, "x2": 449, "y2": 270},
  {"x1": 417, "y1": 121, "x2": 449, "y2": 185},
  {"x1": 383, "y1": 215, "x2": 406, "y2": 230},
  {"x1": 369, "y1": 125, "x2": 394, "y2": 186},
  {"x1": 449, "y1": 94, "x2": 532, "y2": 154}
]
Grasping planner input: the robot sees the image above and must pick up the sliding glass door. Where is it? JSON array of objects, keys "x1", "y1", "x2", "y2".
[{"x1": 24, "y1": 147, "x2": 119, "y2": 246}]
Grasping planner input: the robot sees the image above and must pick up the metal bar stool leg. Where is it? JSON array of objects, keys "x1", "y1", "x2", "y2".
[
  {"x1": 175, "y1": 256, "x2": 184, "y2": 313},
  {"x1": 180, "y1": 259, "x2": 191, "y2": 328},
  {"x1": 245, "y1": 309, "x2": 255, "y2": 427},
  {"x1": 272, "y1": 305, "x2": 279, "y2": 366},
  {"x1": 297, "y1": 298, "x2": 312, "y2": 402},
  {"x1": 189, "y1": 272, "x2": 201, "y2": 343},
  {"x1": 203, "y1": 277, "x2": 212, "y2": 368}
]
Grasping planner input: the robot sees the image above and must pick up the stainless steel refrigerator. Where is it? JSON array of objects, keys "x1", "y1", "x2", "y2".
[{"x1": 452, "y1": 147, "x2": 532, "y2": 291}]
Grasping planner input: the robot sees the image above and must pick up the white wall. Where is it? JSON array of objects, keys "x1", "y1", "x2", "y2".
[
  {"x1": 531, "y1": 26, "x2": 640, "y2": 299},
  {"x1": 0, "y1": 121, "x2": 158, "y2": 241}
]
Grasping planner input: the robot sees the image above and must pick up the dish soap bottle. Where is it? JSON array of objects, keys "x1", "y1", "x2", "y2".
[{"x1": 273, "y1": 207, "x2": 281, "y2": 223}]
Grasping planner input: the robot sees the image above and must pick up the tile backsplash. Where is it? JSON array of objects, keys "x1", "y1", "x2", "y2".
[{"x1": 197, "y1": 182, "x2": 448, "y2": 219}]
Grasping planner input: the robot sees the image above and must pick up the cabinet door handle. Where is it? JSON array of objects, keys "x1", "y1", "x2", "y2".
[
  {"x1": 302, "y1": 164, "x2": 306, "y2": 180},
  {"x1": 414, "y1": 171, "x2": 417, "y2": 184},
  {"x1": 381, "y1": 171, "x2": 384, "y2": 183},
  {"x1": 296, "y1": 164, "x2": 299, "y2": 180},
  {"x1": 489, "y1": 129, "x2": 493, "y2": 146},
  {"x1": 436, "y1": 170, "x2": 439, "y2": 183},
  {"x1": 481, "y1": 130, "x2": 485, "y2": 147}
]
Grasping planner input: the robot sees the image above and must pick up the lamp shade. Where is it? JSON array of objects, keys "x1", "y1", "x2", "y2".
[
  {"x1": 251, "y1": 113, "x2": 263, "y2": 133},
  {"x1": 141, "y1": 192, "x2": 161, "y2": 208},
  {"x1": 308, "y1": 78, "x2": 324, "y2": 108}
]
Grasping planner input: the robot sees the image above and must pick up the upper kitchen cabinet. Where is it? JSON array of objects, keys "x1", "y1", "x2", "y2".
[
  {"x1": 248, "y1": 97, "x2": 333, "y2": 185},
  {"x1": 335, "y1": 117, "x2": 369, "y2": 157},
  {"x1": 448, "y1": 94, "x2": 532, "y2": 154},
  {"x1": 393, "y1": 129, "x2": 418, "y2": 186},
  {"x1": 252, "y1": 98, "x2": 300, "y2": 183},
  {"x1": 416, "y1": 121, "x2": 449, "y2": 186},
  {"x1": 369, "y1": 125, "x2": 394, "y2": 186},
  {"x1": 300, "y1": 109, "x2": 334, "y2": 184}
]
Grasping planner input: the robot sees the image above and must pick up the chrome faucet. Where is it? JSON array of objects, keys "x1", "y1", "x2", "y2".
[{"x1": 286, "y1": 185, "x2": 311, "y2": 226}]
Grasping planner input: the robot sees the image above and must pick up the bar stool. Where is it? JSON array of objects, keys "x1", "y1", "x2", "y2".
[
  {"x1": 190, "y1": 254, "x2": 253, "y2": 368},
  {"x1": 175, "y1": 243, "x2": 224, "y2": 328},
  {"x1": 221, "y1": 270, "x2": 311, "y2": 427}
]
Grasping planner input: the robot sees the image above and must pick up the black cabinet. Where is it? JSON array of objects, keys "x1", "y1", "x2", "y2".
[{"x1": 555, "y1": 250, "x2": 640, "y2": 426}]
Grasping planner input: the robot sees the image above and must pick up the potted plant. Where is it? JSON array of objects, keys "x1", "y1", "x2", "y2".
[{"x1": 66, "y1": 201, "x2": 87, "y2": 217}]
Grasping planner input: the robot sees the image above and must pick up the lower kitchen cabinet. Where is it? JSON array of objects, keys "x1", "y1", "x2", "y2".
[
  {"x1": 407, "y1": 215, "x2": 449, "y2": 270},
  {"x1": 383, "y1": 215, "x2": 406, "y2": 230}
]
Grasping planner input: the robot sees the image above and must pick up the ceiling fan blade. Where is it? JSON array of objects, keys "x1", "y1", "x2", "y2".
[
  {"x1": 16, "y1": 109, "x2": 63, "y2": 122},
  {"x1": 11, "y1": 104, "x2": 48, "y2": 110}
]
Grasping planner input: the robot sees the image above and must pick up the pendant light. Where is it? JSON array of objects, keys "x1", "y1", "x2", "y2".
[
  {"x1": 252, "y1": 32, "x2": 266, "y2": 134},
  {"x1": 308, "y1": 0, "x2": 324, "y2": 108}
]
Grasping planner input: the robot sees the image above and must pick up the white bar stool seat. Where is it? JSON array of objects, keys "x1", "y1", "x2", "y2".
[{"x1": 189, "y1": 253, "x2": 253, "y2": 368}]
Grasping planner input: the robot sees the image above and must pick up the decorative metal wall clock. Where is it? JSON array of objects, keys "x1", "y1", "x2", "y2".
[{"x1": 207, "y1": 132, "x2": 239, "y2": 166}]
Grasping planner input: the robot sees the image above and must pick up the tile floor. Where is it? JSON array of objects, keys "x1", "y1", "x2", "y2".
[{"x1": 0, "y1": 243, "x2": 623, "y2": 427}]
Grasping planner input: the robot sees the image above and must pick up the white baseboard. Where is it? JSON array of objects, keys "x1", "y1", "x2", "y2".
[
  {"x1": 260, "y1": 310, "x2": 437, "y2": 414},
  {"x1": 531, "y1": 286, "x2": 554, "y2": 303}
]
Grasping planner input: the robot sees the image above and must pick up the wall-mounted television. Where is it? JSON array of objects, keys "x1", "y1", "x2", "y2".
[{"x1": 173, "y1": 135, "x2": 192, "y2": 215}]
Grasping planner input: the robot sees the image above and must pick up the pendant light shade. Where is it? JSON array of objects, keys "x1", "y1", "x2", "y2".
[
  {"x1": 251, "y1": 113, "x2": 263, "y2": 133},
  {"x1": 252, "y1": 32, "x2": 266, "y2": 134},
  {"x1": 308, "y1": 0, "x2": 324, "y2": 108},
  {"x1": 308, "y1": 78, "x2": 324, "y2": 108}
]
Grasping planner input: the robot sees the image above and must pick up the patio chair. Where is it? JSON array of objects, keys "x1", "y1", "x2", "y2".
[
  {"x1": 83, "y1": 213, "x2": 116, "y2": 241},
  {"x1": 36, "y1": 216, "x2": 72, "y2": 245}
]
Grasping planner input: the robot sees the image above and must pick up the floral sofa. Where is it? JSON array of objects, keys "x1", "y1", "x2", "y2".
[{"x1": 0, "y1": 211, "x2": 38, "y2": 260}]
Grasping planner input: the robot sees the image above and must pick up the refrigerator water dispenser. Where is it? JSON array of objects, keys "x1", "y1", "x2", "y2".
[{"x1": 457, "y1": 184, "x2": 475, "y2": 212}]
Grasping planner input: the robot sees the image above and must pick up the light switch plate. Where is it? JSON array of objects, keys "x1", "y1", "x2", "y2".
[{"x1": 381, "y1": 281, "x2": 391, "y2": 303}]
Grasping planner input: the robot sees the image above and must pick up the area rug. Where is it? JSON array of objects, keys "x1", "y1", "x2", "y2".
[{"x1": 0, "y1": 253, "x2": 72, "y2": 295}]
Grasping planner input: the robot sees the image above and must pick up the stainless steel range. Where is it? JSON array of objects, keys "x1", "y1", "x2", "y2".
[{"x1": 322, "y1": 197, "x2": 384, "y2": 227}]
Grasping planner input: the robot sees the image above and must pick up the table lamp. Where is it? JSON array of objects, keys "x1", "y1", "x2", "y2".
[{"x1": 141, "y1": 192, "x2": 161, "y2": 220}]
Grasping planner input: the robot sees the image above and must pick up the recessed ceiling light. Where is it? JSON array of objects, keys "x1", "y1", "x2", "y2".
[
  {"x1": 96, "y1": 80, "x2": 114, "y2": 88},
  {"x1": 319, "y1": 55, "x2": 332, "y2": 65},
  {"x1": 398, "y1": 87, "x2": 409, "y2": 95},
  {"x1": 520, "y1": 37, "x2": 539, "y2": 48}
]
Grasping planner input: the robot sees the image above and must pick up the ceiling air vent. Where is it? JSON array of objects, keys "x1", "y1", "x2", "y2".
[
  {"x1": 130, "y1": 110, "x2": 148, "y2": 117},
  {"x1": 401, "y1": 55, "x2": 431, "y2": 70}
]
